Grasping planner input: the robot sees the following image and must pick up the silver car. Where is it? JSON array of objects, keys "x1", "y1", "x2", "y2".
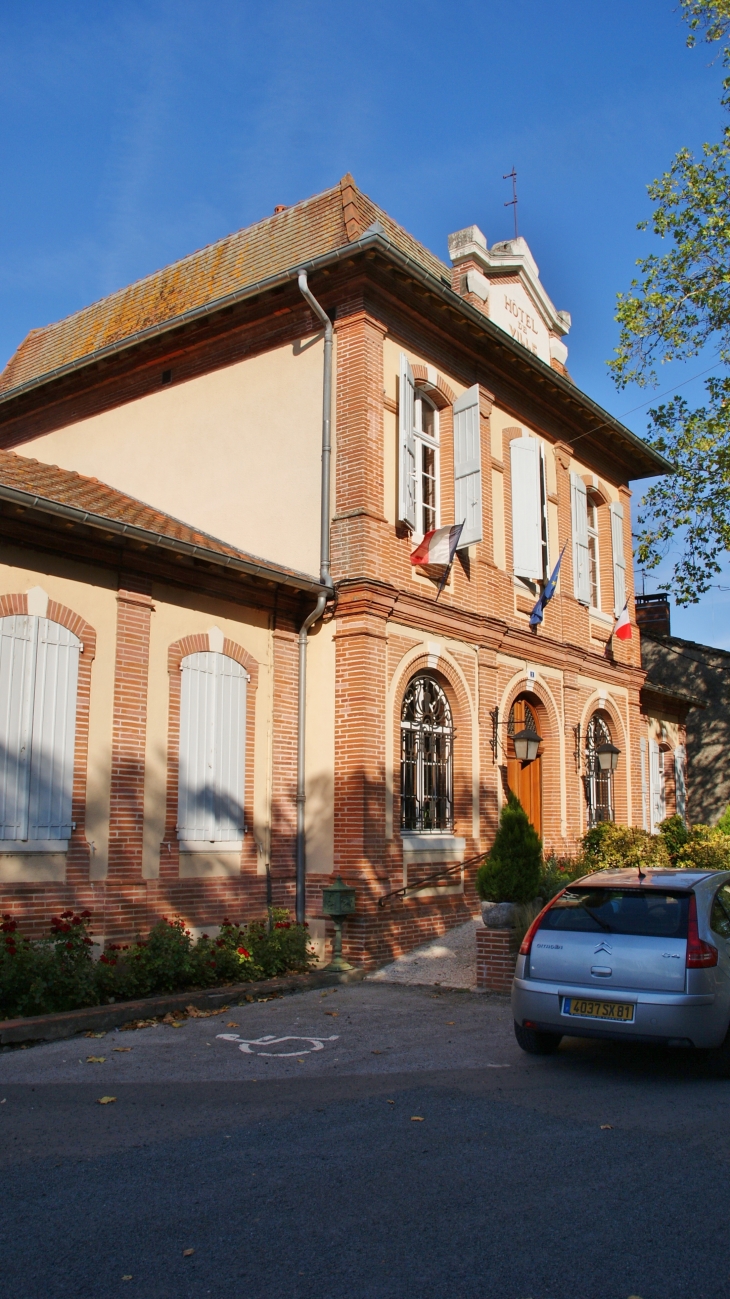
[{"x1": 512, "y1": 867, "x2": 730, "y2": 1073}]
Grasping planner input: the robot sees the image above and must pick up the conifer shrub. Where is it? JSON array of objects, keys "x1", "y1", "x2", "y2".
[{"x1": 476, "y1": 792, "x2": 542, "y2": 904}]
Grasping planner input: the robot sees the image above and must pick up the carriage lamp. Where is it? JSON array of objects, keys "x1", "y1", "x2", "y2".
[
  {"x1": 597, "y1": 741, "x2": 620, "y2": 772},
  {"x1": 513, "y1": 728, "x2": 542, "y2": 763},
  {"x1": 321, "y1": 876, "x2": 357, "y2": 972}
]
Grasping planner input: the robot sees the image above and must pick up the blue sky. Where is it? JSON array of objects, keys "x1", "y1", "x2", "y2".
[{"x1": 2, "y1": 0, "x2": 729, "y2": 645}]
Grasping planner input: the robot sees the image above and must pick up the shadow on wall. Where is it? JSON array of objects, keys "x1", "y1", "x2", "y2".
[{"x1": 642, "y1": 634, "x2": 730, "y2": 826}]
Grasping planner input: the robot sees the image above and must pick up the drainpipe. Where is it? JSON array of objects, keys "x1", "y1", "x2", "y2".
[{"x1": 295, "y1": 271, "x2": 333, "y2": 924}]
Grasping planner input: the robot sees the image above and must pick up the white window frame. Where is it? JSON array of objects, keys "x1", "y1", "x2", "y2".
[
  {"x1": 413, "y1": 390, "x2": 440, "y2": 540},
  {"x1": 586, "y1": 490, "x2": 601, "y2": 611}
]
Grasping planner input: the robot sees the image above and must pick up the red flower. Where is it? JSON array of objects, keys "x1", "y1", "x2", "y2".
[
  {"x1": 66, "y1": 942, "x2": 74, "y2": 951},
  {"x1": 274, "y1": 922, "x2": 291, "y2": 930},
  {"x1": 60, "y1": 910, "x2": 74, "y2": 920},
  {"x1": 80, "y1": 910, "x2": 92, "y2": 919},
  {"x1": 237, "y1": 946, "x2": 251, "y2": 959}
]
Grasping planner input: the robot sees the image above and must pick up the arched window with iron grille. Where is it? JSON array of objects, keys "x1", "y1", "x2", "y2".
[
  {"x1": 400, "y1": 674, "x2": 453, "y2": 832},
  {"x1": 584, "y1": 711, "x2": 614, "y2": 827}
]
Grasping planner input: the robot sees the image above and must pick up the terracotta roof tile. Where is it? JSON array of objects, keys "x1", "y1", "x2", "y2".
[
  {"x1": 0, "y1": 176, "x2": 449, "y2": 398},
  {"x1": 0, "y1": 448, "x2": 320, "y2": 588}
]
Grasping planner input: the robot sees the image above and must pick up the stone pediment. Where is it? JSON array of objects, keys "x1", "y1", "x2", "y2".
[{"x1": 448, "y1": 226, "x2": 570, "y2": 368}]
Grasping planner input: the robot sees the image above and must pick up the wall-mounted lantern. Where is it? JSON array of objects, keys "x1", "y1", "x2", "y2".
[
  {"x1": 596, "y1": 741, "x2": 620, "y2": 772},
  {"x1": 513, "y1": 728, "x2": 542, "y2": 763}
]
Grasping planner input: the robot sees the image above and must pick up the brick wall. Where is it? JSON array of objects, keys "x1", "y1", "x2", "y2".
[{"x1": 476, "y1": 927, "x2": 518, "y2": 994}]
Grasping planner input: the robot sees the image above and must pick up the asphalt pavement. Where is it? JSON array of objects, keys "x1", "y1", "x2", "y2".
[{"x1": 0, "y1": 981, "x2": 728, "y2": 1299}]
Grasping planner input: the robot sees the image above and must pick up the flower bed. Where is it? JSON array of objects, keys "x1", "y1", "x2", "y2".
[{"x1": 0, "y1": 908, "x2": 315, "y2": 1022}]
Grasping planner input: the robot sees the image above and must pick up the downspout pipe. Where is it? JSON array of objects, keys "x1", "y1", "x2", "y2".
[{"x1": 295, "y1": 271, "x2": 334, "y2": 924}]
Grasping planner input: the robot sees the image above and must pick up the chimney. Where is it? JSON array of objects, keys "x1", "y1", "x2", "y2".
[{"x1": 635, "y1": 593, "x2": 671, "y2": 638}]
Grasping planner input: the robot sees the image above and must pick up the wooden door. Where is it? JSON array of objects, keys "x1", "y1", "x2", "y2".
[{"x1": 507, "y1": 699, "x2": 542, "y2": 837}]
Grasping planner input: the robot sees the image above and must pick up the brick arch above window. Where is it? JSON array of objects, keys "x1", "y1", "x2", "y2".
[
  {"x1": 161, "y1": 632, "x2": 260, "y2": 880},
  {"x1": 410, "y1": 365, "x2": 456, "y2": 410},
  {"x1": 0, "y1": 592, "x2": 97, "y2": 886}
]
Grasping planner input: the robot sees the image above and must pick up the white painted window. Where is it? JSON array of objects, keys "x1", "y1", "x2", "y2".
[
  {"x1": 511, "y1": 434, "x2": 548, "y2": 582},
  {"x1": 0, "y1": 615, "x2": 80, "y2": 846},
  {"x1": 413, "y1": 391, "x2": 440, "y2": 537},
  {"x1": 398, "y1": 353, "x2": 416, "y2": 530},
  {"x1": 570, "y1": 473, "x2": 591, "y2": 605},
  {"x1": 610, "y1": 501, "x2": 627, "y2": 615},
  {"x1": 649, "y1": 738, "x2": 666, "y2": 832},
  {"x1": 587, "y1": 491, "x2": 601, "y2": 610},
  {"x1": 453, "y1": 384, "x2": 482, "y2": 547},
  {"x1": 178, "y1": 652, "x2": 247, "y2": 845}
]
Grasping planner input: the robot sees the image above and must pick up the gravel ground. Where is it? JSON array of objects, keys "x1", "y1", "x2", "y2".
[{"x1": 367, "y1": 916, "x2": 481, "y2": 989}]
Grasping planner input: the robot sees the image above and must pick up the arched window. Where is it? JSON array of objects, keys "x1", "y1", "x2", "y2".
[
  {"x1": 400, "y1": 673, "x2": 453, "y2": 832},
  {"x1": 177, "y1": 651, "x2": 247, "y2": 846},
  {"x1": 0, "y1": 614, "x2": 80, "y2": 846},
  {"x1": 585, "y1": 711, "x2": 614, "y2": 827}
]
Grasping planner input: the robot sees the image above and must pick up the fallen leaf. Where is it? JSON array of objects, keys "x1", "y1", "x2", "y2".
[
  {"x1": 297, "y1": 1059, "x2": 305, "y2": 1064},
  {"x1": 122, "y1": 1276, "x2": 133, "y2": 1282},
  {"x1": 171, "y1": 1021, "x2": 183, "y2": 1028},
  {"x1": 113, "y1": 1047, "x2": 132, "y2": 1053},
  {"x1": 85, "y1": 1031, "x2": 106, "y2": 1039},
  {"x1": 446, "y1": 1021, "x2": 455, "y2": 1026},
  {"x1": 325, "y1": 1011, "x2": 339, "y2": 1017},
  {"x1": 600, "y1": 1124, "x2": 613, "y2": 1130},
  {"x1": 86, "y1": 1056, "x2": 106, "y2": 1064},
  {"x1": 387, "y1": 1100, "x2": 395, "y2": 1105},
  {"x1": 183, "y1": 1248, "x2": 195, "y2": 1257},
  {"x1": 97, "y1": 1096, "x2": 116, "y2": 1105},
  {"x1": 371, "y1": 1050, "x2": 382, "y2": 1055},
  {"x1": 0, "y1": 1098, "x2": 6, "y2": 1104},
  {"x1": 410, "y1": 1116, "x2": 424, "y2": 1122},
  {"x1": 226, "y1": 1022, "x2": 239, "y2": 1028}
]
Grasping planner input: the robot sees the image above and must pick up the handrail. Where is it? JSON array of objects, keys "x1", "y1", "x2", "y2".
[{"x1": 377, "y1": 851, "x2": 485, "y2": 907}]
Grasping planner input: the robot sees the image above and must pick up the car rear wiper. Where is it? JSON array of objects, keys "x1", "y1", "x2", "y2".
[{"x1": 582, "y1": 905, "x2": 612, "y2": 932}]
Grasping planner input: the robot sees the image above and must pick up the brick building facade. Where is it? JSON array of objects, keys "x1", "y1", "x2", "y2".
[{"x1": 0, "y1": 176, "x2": 671, "y2": 964}]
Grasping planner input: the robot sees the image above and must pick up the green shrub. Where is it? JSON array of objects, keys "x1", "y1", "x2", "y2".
[
  {"x1": 676, "y1": 826, "x2": 730, "y2": 872},
  {"x1": 658, "y1": 814, "x2": 690, "y2": 864},
  {"x1": 539, "y1": 854, "x2": 587, "y2": 900},
  {"x1": 716, "y1": 805, "x2": 730, "y2": 836},
  {"x1": 0, "y1": 908, "x2": 316, "y2": 1022},
  {"x1": 476, "y1": 793, "x2": 542, "y2": 904},
  {"x1": 581, "y1": 822, "x2": 671, "y2": 872}
]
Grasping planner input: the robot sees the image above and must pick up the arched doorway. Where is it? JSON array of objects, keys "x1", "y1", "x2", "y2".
[
  {"x1": 584, "y1": 710, "x2": 614, "y2": 827},
  {"x1": 507, "y1": 696, "x2": 542, "y2": 835}
]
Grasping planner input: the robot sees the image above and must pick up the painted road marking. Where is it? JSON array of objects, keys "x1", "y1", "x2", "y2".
[{"x1": 216, "y1": 1033, "x2": 339, "y2": 1057}]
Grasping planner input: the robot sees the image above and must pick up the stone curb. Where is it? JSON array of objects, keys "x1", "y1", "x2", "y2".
[{"x1": 0, "y1": 967, "x2": 368, "y2": 1046}]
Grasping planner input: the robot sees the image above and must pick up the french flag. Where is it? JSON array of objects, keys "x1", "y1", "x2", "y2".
[
  {"x1": 410, "y1": 523, "x2": 464, "y2": 568},
  {"x1": 614, "y1": 600, "x2": 632, "y2": 640}
]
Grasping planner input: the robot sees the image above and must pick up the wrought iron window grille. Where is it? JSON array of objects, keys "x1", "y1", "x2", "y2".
[
  {"x1": 400, "y1": 674, "x2": 453, "y2": 833},
  {"x1": 584, "y1": 713, "x2": 615, "y2": 826}
]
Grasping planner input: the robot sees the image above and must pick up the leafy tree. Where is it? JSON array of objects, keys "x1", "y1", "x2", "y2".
[
  {"x1": 610, "y1": 1, "x2": 730, "y2": 603},
  {"x1": 476, "y1": 792, "x2": 542, "y2": 904}
]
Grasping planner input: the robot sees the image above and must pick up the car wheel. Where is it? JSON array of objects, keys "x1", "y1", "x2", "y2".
[{"x1": 514, "y1": 1021, "x2": 562, "y2": 1055}]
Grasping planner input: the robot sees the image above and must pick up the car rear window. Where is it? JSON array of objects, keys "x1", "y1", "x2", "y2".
[{"x1": 539, "y1": 889, "x2": 690, "y2": 938}]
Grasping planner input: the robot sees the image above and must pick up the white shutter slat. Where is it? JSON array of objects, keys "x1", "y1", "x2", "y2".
[
  {"x1": 674, "y1": 745, "x2": 687, "y2": 821},
  {"x1": 610, "y1": 501, "x2": 627, "y2": 615},
  {"x1": 398, "y1": 353, "x2": 416, "y2": 530},
  {"x1": 649, "y1": 739, "x2": 664, "y2": 832},
  {"x1": 453, "y1": 384, "x2": 482, "y2": 547},
  {"x1": 28, "y1": 620, "x2": 80, "y2": 840},
  {"x1": 570, "y1": 473, "x2": 591, "y2": 605},
  {"x1": 178, "y1": 652, "x2": 246, "y2": 844},
  {"x1": 0, "y1": 616, "x2": 35, "y2": 839},
  {"x1": 510, "y1": 434, "x2": 542, "y2": 580}
]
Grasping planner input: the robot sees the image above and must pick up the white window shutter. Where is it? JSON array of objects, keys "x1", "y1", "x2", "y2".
[
  {"x1": 453, "y1": 384, "x2": 482, "y2": 547},
  {"x1": 178, "y1": 652, "x2": 246, "y2": 843},
  {"x1": 398, "y1": 353, "x2": 416, "y2": 530},
  {"x1": 0, "y1": 615, "x2": 36, "y2": 840},
  {"x1": 28, "y1": 620, "x2": 80, "y2": 839},
  {"x1": 570, "y1": 473, "x2": 591, "y2": 605},
  {"x1": 510, "y1": 434, "x2": 542, "y2": 580},
  {"x1": 674, "y1": 745, "x2": 687, "y2": 821},
  {"x1": 610, "y1": 501, "x2": 627, "y2": 615},
  {"x1": 649, "y1": 739, "x2": 664, "y2": 832},
  {"x1": 640, "y1": 735, "x2": 648, "y2": 831}
]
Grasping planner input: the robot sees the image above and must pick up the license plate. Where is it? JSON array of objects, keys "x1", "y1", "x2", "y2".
[{"x1": 564, "y1": 997, "x2": 635, "y2": 1022}]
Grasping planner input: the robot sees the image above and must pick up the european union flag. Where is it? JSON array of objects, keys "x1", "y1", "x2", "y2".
[{"x1": 530, "y1": 545, "x2": 566, "y2": 628}]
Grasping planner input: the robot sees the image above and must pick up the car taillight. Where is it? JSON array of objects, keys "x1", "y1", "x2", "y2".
[
  {"x1": 520, "y1": 890, "x2": 567, "y2": 956},
  {"x1": 686, "y1": 893, "x2": 718, "y2": 968}
]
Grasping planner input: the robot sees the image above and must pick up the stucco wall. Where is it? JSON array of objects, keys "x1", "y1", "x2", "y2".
[{"x1": 18, "y1": 338, "x2": 329, "y2": 578}]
